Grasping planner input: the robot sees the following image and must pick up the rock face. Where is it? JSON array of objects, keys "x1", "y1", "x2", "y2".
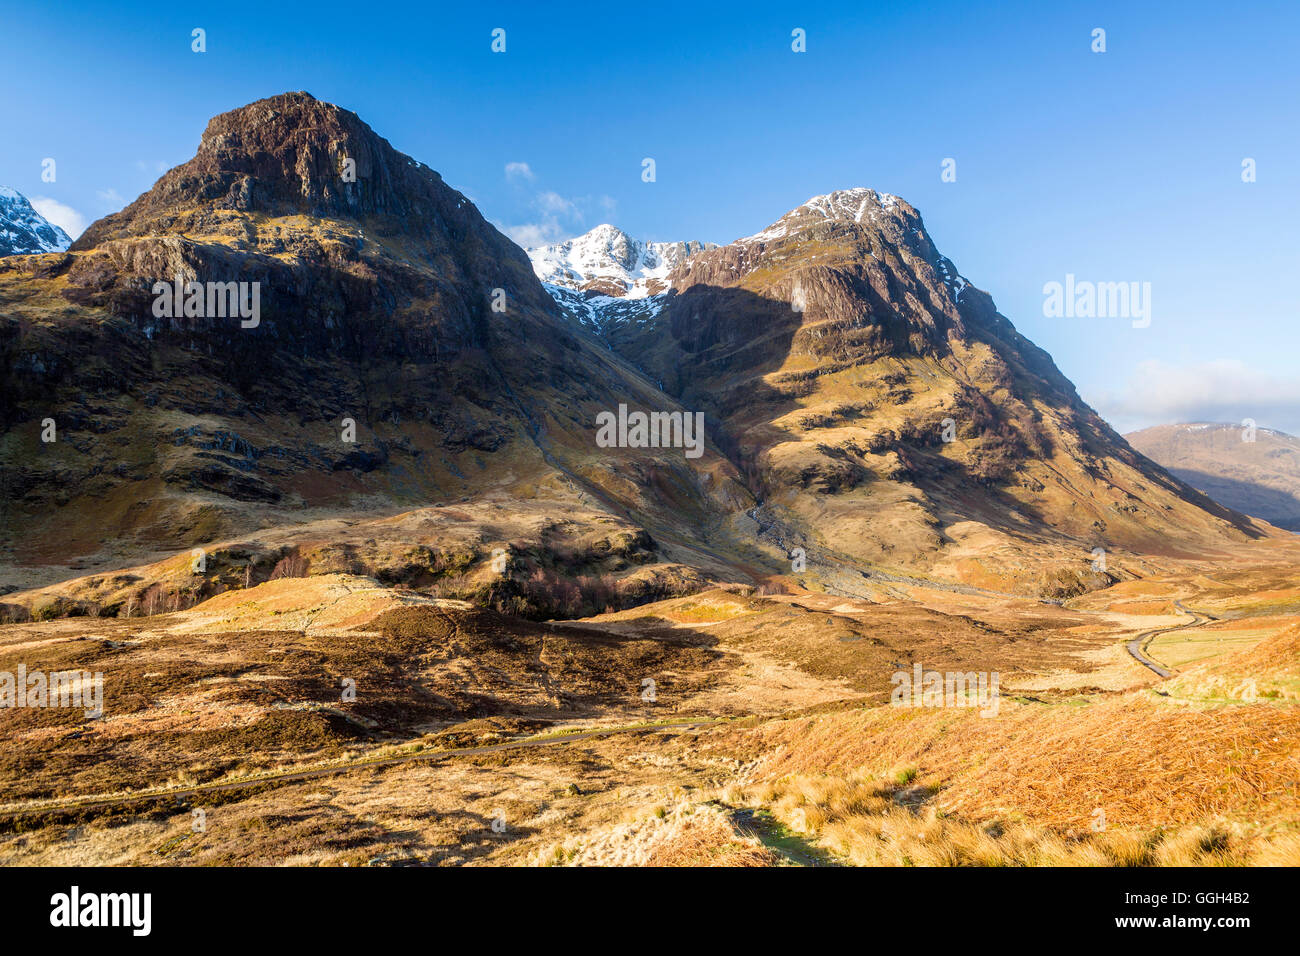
[
  {"x1": 0, "y1": 187, "x2": 71, "y2": 256},
  {"x1": 0, "y1": 96, "x2": 1273, "y2": 597},
  {"x1": 66, "y1": 91, "x2": 558, "y2": 340},
  {"x1": 1127, "y1": 423, "x2": 1300, "y2": 532},
  {"x1": 0, "y1": 93, "x2": 744, "y2": 568},
  {"x1": 554, "y1": 188, "x2": 1267, "y2": 594}
]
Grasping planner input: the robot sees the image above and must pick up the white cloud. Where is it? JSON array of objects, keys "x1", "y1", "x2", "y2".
[
  {"x1": 495, "y1": 165, "x2": 616, "y2": 250},
  {"x1": 1088, "y1": 359, "x2": 1300, "y2": 436},
  {"x1": 499, "y1": 190, "x2": 586, "y2": 249},
  {"x1": 534, "y1": 190, "x2": 576, "y2": 217},
  {"x1": 28, "y1": 197, "x2": 88, "y2": 239},
  {"x1": 500, "y1": 221, "x2": 564, "y2": 247},
  {"x1": 505, "y1": 161, "x2": 535, "y2": 183},
  {"x1": 97, "y1": 188, "x2": 126, "y2": 209}
]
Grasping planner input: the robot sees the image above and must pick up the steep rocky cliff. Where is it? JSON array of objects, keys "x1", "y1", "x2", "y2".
[
  {"x1": 571, "y1": 189, "x2": 1266, "y2": 594},
  {"x1": 0, "y1": 93, "x2": 745, "y2": 571}
]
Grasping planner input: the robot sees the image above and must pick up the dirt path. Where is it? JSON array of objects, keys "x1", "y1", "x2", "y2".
[{"x1": 725, "y1": 805, "x2": 840, "y2": 866}]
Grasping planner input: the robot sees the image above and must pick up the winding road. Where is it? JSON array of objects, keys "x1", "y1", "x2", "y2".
[{"x1": 1124, "y1": 600, "x2": 1214, "y2": 679}]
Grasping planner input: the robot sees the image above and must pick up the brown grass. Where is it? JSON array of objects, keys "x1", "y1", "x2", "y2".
[
  {"x1": 720, "y1": 770, "x2": 1300, "y2": 865},
  {"x1": 534, "y1": 801, "x2": 780, "y2": 867},
  {"x1": 709, "y1": 696, "x2": 1300, "y2": 831},
  {"x1": 1166, "y1": 624, "x2": 1300, "y2": 702}
]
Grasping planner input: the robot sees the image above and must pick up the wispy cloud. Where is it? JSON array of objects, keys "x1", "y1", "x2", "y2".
[
  {"x1": 1088, "y1": 359, "x2": 1300, "y2": 436},
  {"x1": 500, "y1": 221, "x2": 562, "y2": 247},
  {"x1": 498, "y1": 176, "x2": 617, "y2": 250},
  {"x1": 29, "y1": 197, "x2": 88, "y2": 239},
  {"x1": 534, "y1": 190, "x2": 574, "y2": 216},
  {"x1": 97, "y1": 188, "x2": 126, "y2": 210},
  {"x1": 504, "y1": 161, "x2": 535, "y2": 183}
]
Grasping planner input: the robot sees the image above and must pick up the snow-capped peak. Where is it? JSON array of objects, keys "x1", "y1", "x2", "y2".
[
  {"x1": 0, "y1": 186, "x2": 73, "y2": 256},
  {"x1": 730, "y1": 187, "x2": 972, "y2": 302},
  {"x1": 528, "y1": 224, "x2": 716, "y2": 299},
  {"x1": 737, "y1": 187, "x2": 908, "y2": 244}
]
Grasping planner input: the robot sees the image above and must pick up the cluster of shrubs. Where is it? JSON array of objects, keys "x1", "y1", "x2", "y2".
[
  {"x1": 0, "y1": 545, "x2": 315, "y2": 622},
  {"x1": 0, "y1": 534, "x2": 691, "y2": 624},
  {"x1": 430, "y1": 564, "x2": 625, "y2": 620}
]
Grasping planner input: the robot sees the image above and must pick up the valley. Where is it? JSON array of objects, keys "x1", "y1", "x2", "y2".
[
  {"x1": 1, "y1": 510, "x2": 1297, "y2": 866},
  {"x1": 1, "y1": 92, "x2": 1297, "y2": 868}
]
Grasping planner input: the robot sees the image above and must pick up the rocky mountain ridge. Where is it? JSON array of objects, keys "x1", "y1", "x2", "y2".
[
  {"x1": 0, "y1": 94, "x2": 1277, "y2": 606},
  {"x1": 0, "y1": 186, "x2": 72, "y2": 256},
  {"x1": 550, "y1": 186, "x2": 1269, "y2": 593},
  {"x1": 0, "y1": 93, "x2": 746, "y2": 582}
]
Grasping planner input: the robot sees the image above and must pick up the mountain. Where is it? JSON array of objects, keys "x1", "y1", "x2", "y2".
[
  {"x1": 529, "y1": 225, "x2": 715, "y2": 334},
  {"x1": 1127, "y1": 423, "x2": 1300, "y2": 531},
  {"x1": 529, "y1": 224, "x2": 714, "y2": 297},
  {"x1": 0, "y1": 92, "x2": 746, "y2": 589},
  {"x1": 543, "y1": 188, "x2": 1269, "y2": 595},
  {"x1": 0, "y1": 95, "x2": 1273, "y2": 608},
  {"x1": 0, "y1": 186, "x2": 72, "y2": 256}
]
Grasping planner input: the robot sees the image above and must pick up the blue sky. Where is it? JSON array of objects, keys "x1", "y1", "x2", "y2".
[{"x1": 3, "y1": 0, "x2": 1297, "y2": 433}]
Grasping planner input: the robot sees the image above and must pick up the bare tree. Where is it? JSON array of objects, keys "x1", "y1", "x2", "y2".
[
  {"x1": 269, "y1": 548, "x2": 309, "y2": 580},
  {"x1": 142, "y1": 584, "x2": 163, "y2": 617}
]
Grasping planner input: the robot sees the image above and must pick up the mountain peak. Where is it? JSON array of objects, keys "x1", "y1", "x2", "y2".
[
  {"x1": 738, "y1": 187, "x2": 915, "y2": 244},
  {"x1": 806, "y1": 187, "x2": 906, "y2": 217},
  {"x1": 0, "y1": 186, "x2": 73, "y2": 256},
  {"x1": 586, "y1": 223, "x2": 632, "y2": 239},
  {"x1": 49, "y1": 93, "x2": 560, "y2": 337},
  {"x1": 73, "y1": 92, "x2": 456, "y2": 250},
  {"x1": 528, "y1": 224, "x2": 716, "y2": 299}
]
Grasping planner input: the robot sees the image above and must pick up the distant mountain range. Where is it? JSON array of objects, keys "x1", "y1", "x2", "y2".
[
  {"x1": 1127, "y1": 423, "x2": 1300, "y2": 531},
  {"x1": 0, "y1": 186, "x2": 72, "y2": 256}
]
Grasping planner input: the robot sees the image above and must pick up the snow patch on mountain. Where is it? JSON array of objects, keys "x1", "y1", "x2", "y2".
[
  {"x1": 530, "y1": 191, "x2": 975, "y2": 332},
  {"x1": 529, "y1": 224, "x2": 714, "y2": 334},
  {"x1": 543, "y1": 281, "x2": 667, "y2": 333},
  {"x1": 737, "y1": 187, "x2": 903, "y2": 245},
  {"x1": 529, "y1": 224, "x2": 715, "y2": 300},
  {"x1": 738, "y1": 187, "x2": 971, "y2": 301},
  {"x1": 0, "y1": 187, "x2": 73, "y2": 256}
]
